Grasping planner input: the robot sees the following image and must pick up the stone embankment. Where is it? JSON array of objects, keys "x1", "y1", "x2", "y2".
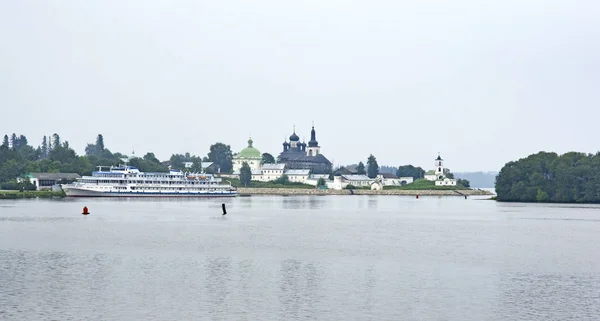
[{"x1": 236, "y1": 188, "x2": 494, "y2": 196}]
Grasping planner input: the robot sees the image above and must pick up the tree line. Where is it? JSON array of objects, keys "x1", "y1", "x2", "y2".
[
  {"x1": 496, "y1": 151, "x2": 600, "y2": 203},
  {"x1": 346, "y1": 157, "x2": 469, "y2": 187},
  {"x1": 0, "y1": 133, "x2": 242, "y2": 186}
]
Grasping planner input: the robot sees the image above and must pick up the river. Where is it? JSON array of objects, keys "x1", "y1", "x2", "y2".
[{"x1": 1, "y1": 195, "x2": 599, "y2": 320}]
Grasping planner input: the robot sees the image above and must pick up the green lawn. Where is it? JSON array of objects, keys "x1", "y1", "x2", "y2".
[
  {"x1": 0, "y1": 189, "x2": 65, "y2": 198},
  {"x1": 384, "y1": 179, "x2": 469, "y2": 190},
  {"x1": 223, "y1": 178, "x2": 315, "y2": 189}
]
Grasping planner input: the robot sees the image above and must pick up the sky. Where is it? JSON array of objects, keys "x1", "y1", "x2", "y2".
[{"x1": 1, "y1": 0, "x2": 599, "y2": 172}]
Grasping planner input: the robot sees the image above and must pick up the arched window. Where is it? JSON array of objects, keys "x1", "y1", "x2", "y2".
[{"x1": 308, "y1": 150, "x2": 313, "y2": 156}]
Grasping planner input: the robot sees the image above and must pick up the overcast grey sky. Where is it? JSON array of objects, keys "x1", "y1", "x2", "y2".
[{"x1": 1, "y1": 0, "x2": 598, "y2": 172}]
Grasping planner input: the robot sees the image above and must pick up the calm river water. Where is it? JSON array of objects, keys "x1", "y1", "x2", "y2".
[{"x1": 1, "y1": 195, "x2": 599, "y2": 320}]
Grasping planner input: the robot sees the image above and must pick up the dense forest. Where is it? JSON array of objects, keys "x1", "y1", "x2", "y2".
[
  {"x1": 495, "y1": 151, "x2": 600, "y2": 203},
  {"x1": 0, "y1": 133, "x2": 235, "y2": 187}
]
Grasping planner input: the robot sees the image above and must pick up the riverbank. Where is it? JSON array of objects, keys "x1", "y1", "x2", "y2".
[
  {"x1": 236, "y1": 188, "x2": 494, "y2": 196},
  {"x1": 0, "y1": 188, "x2": 494, "y2": 198},
  {"x1": 0, "y1": 190, "x2": 66, "y2": 199}
]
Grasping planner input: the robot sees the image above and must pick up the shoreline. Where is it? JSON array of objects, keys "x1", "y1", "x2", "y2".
[
  {"x1": 0, "y1": 188, "x2": 494, "y2": 199},
  {"x1": 0, "y1": 190, "x2": 65, "y2": 199},
  {"x1": 236, "y1": 188, "x2": 494, "y2": 196}
]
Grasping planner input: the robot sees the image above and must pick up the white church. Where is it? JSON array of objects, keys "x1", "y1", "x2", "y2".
[{"x1": 424, "y1": 153, "x2": 457, "y2": 186}]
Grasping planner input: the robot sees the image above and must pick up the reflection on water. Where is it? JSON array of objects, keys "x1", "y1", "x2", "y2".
[
  {"x1": 1, "y1": 196, "x2": 600, "y2": 320},
  {"x1": 280, "y1": 196, "x2": 327, "y2": 210}
]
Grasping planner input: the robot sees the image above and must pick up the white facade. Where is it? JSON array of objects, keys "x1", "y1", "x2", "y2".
[
  {"x1": 231, "y1": 164, "x2": 313, "y2": 184},
  {"x1": 371, "y1": 182, "x2": 383, "y2": 190},
  {"x1": 331, "y1": 175, "x2": 345, "y2": 190},
  {"x1": 306, "y1": 146, "x2": 320, "y2": 157},
  {"x1": 436, "y1": 178, "x2": 457, "y2": 186},
  {"x1": 424, "y1": 172, "x2": 437, "y2": 181},
  {"x1": 377, "y1": 175, "x2": 414, "y2": 186},
  {"x1": 233, "y1": 157, "x2": 262, "y2": 173},
  {"x1": 341, "y1": 175, "x2": 376, "y2": 187},
  {"x1": 182, "y1": 161, "x2": 214, "y2": 171},
  {"x1": 285, "y1": 169, "x2": 310, "y2": 183},
  {"x1": 257, "y1": 164, "x2": 285, "y2": 182},
  {"x1": 304, "y1": 174, "x2": 330, "y2": 186}
]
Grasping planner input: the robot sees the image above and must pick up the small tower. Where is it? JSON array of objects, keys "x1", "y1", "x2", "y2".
[
  {"x1": 282, "y1": 137, "x2": 289, "y2": 152},
  {"x1": 434, "y1": 152, "x2": 444, "y2": 179},
  {"x1": 289, "y1": 125, "x2": 300, "y2": 149},
  {"x1": 306, "y1": 122, "x2": 321, "y2": 157}
]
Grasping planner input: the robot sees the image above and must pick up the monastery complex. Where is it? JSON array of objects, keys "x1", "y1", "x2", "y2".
[{"x1": 224, "y1": 124, "x2": 457, "y2": 190}]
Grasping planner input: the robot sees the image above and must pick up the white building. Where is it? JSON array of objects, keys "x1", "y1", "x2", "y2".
[
  {"x1": 436, "y1": 178, "x2": 457, "y2": 186},
  {"x1": 341, "y1": 175, "x2": 376, "y2": 188},
  {"x1": 424, "y1": 153, "x2": 456, "y2": 186},
  {"x1": 285, "y1": 169, "x2": 310, "y2": 183},
  {"x1": 182, "y1": 161, "x2": 215, "y2": 171},
  {"x1": 22, "y1": 173, "x2": 81, "y2": 190},
  {"x1": 305, "y1": 174, "x2": 330, "y2": 187},
  {"x1": 377, "y1": 173, "x2": 414, "y2": 186},
  {"x1": 259, "y1": 163, "x2": 286, "y2": 182},
  {"x1": 328, "y1": 174, "x2": 379, "y2": 190},
  {"x1": 232, "y1": 138, "x2": 263, "y2": 172}
]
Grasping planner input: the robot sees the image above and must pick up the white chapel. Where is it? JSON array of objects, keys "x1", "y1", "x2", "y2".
[{"x1": 424, "y1": 153, "x2": 457, "y2": 186}]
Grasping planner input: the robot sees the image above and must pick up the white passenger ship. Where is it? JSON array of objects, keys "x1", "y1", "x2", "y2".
[{"x1": 62, "y1": 165, "x2": 237, "y2": 197}]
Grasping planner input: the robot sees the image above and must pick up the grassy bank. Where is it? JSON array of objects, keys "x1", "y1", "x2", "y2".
[
  {"x1": 222, "y1": 178, "x2": 314, "y2": 189},
  {"x1": 383, "y1": 179, "x2": 469, "y2": 191},
  {"x1": 237, "y1": 188, "x2": 494, "y2": 196},
  {"x1": 0, "y1": 190, "x2": 66, "y2": 199}
]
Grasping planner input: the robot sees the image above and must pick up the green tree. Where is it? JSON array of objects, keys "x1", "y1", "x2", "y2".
[
  {"x1": 0, "y1": 159, "x2": 25, "y2": 182},
  {"x1": 317, "y1": 177, "x2": 326, "y2": 186},
  {"x1": 18, "y1": 135, "x2": 28, "y2": 148},
  {"x1": 457, "y1": 178, "x2": 470, "y2": 188},
  {"x1": 10, "y1": 134, "x2": 17, "y2": 149},
  {"x1": 494, "y1": 151, "x2": 600, "y2": 203},
  {"x1": 208, "y1": 143, "x2": 233, "y2": 173},
  {"x1": 52, "y1": 133, "x2": 60, "y2": 150},
  {"x1": 41, "y1": 136, "x2": 48, "y2": 158},
  {"x1": 189, "y1": 157, "x2": 204, "y2": 173},
  {"x1": 274, "y1": 174, "x2": 290, "y2": 184},
  {"x1": 143, "y1": 152, "x2": 160, "y2": 163},
  {"x1": 96, "y1": 134, "x2": 104, "y2": 151},
  {"x1": 396, "y1": 165, "x2": 425, "y2": 180},
  {"x1": 1, "y1": 135, "x2": 8, "y2": 148},
  {"x1": 49, "y1": 143, "x2": 77, "y2": 164},
  {"x1": 261, "y1": 153, "x2": 275, "y2": 164},
  {"x1": 367, "y1": 154, "x2": 379, "y2": 179},
  {"x1": 126, "y1": 153, "x2": 168, "y2": 172},
  {"x1": 86, "y1": 134, "x2": 106, "y2": 157},
  {"x1": 239, "y1": 162, "x2": 252, "y2": 187},
  {"x1": 444, "y1": 168, "x2": 455, "y2": 179},
  {"x1": 536, "y1": 188, "x2": 549, "y2": 202},
  {"x1": 169, "y1": 154, "x2": 187, "y2": 169},
  {"x1": 356, "y1": 162, "x2": 366, "y2": 175}
]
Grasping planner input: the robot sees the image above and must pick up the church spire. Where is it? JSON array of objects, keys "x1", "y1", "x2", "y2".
[{"x1": 308, "y1": 122, "x2": 318, "y2": 147}]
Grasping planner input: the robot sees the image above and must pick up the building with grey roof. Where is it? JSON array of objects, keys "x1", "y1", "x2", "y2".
[{"x1": 24, "y1": 173, "x2": 81, "y2": 190}]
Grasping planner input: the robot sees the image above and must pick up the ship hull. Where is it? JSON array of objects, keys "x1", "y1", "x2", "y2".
[{"x1": 62, "y1": 186, "x2": 237, "y2": 197}]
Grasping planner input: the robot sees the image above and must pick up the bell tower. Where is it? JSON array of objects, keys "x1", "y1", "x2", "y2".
[{"x1": 306, "y1": 122, "x2": 321, "y2": 157}]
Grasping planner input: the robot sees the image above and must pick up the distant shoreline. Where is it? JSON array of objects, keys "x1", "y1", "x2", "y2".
[
  {"x1": 0, "y1": 188, "x2": 494, "y2": 199},
  {"x1": 236, "y1": 188, "x2": 494, "y2": 196}
]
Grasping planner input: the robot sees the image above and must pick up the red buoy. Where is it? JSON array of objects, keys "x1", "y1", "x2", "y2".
[
  {"x1": 82, "y1": 206, "x2": 89, "y2": 215},
  {"x1": 416, "y1": 194, "x2": 419, "y2": 199}
]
